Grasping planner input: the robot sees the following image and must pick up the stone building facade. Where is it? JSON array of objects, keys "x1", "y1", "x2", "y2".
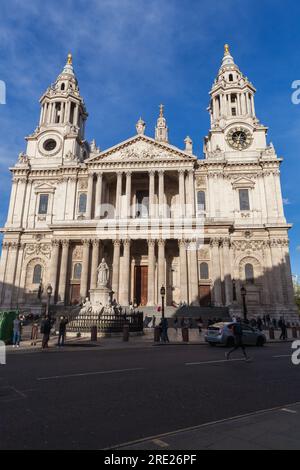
[{"x1": 0, "y1": 47, "x2": 297, "y2": 318}]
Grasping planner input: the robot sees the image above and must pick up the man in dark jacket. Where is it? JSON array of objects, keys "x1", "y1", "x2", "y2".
[
  {"x1": 41, "y1": 316, "x2": 51, "y2": 349},
  {"x1": 226, "y1": 320, "x2": 250, "y2": 361},
  {"x1": 57, "y1": 316, "x2": 68, "y2": 347}
]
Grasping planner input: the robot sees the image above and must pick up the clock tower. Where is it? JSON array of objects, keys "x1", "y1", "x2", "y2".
[
  {"x1": 204, "y1": 44, "x2": 268, "y2": 160},
  {"x1": 25, "y1": 54, "x2": 89, "y2": 169}
]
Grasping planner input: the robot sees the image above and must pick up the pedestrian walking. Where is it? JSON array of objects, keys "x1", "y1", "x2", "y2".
[
  {"x1": 12, "y1": 316, "x2": 21, "y2": 348},
  {"x1": 279, "y1": 318, "x2": 287, "y2": 340},
  {"x1": 173, "y1": 316, "x2": 179, "y2": 333},
  {"x1": 31, "y1": 318, "x2": 39, "y2": 346},
  {"x1": 257, "y1": 317, "x2": 263, "y2": 331},
  {"x1": 40, "y1": 315, "x2": 52, "y2": 349},
  {"x1": 226, "y1": 320, "x2": 250, "y2": 361},
  {"x1": 152, "y1": 315, "x2": 156, "y2": 328},
  {"x1": 57, "y1": 316, "x2": 68, "y2": 347},
  {"x1": 197, "y1": 317, "x2": 203, "y2": 334},
  {"x1": 160, "y1": 317, "x2": 169, "y2": 343}
]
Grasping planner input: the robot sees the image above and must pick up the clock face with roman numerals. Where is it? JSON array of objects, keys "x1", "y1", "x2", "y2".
[{"x1": 226, "y1": 127, "x2": 253, "y2": 150}]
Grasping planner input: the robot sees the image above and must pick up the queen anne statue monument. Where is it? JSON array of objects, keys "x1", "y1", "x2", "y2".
[{"x1": 89, "y1": 258, "x2": 110, "y2": 310}]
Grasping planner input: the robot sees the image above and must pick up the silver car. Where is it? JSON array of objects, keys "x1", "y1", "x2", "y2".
[{"x1": 205, "y1": 322, "x2": 266, "y2": 347}]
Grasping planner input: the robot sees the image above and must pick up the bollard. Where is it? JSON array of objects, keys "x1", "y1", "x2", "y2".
[
  {"x1": 269, "y1": 327, "x2": 275, "y2": 340},
  {"x1": 292, "y1": 327, "x2": 298, "y2": 339},
  {"x1": 182, "y1": 327, "x2": 189, "y2": 342},
  {"x1": 154, "y1": 326, "x2": 161, "y2": 343},
  {"x1": 91, "y1": 325, "x2": 97, "y2": 342},
  {"x1": 123, "y1": 324, "x2": 129, "y2": 342}
]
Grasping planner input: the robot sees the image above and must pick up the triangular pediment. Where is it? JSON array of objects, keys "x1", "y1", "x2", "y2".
[
  {"x1": 34, "y1": 182, "x2": 56, "y2": 193},
  {"x1": 232, "y1": 176, "x2": 255, "y2": 189},
  {"x1": 87, "y1": 135, "x2": 196, "y2": 164}
]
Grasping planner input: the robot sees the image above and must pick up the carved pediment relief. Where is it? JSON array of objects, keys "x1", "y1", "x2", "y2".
[
  {"x1": 87, "y1": 135, "x2": 196, "y2": 164},
  {"x1": 34, "y1": 182, "x2": 56, "y2": 194}
]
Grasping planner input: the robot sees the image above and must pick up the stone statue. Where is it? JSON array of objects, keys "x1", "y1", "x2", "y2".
[
  {"x1": 97, "y1": 258, "x2": 109, "y2": 287},
  {"x1": 81, "y1": 297, "x2": 92, "y2": 315}
]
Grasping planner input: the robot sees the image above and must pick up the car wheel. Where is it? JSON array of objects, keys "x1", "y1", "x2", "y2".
[
  {"x1": 256, "y1": 337, "x2": 265, "y2": 347},
  {"x1": 226, "y1": 337, "x2": 235, "y2": 348}
]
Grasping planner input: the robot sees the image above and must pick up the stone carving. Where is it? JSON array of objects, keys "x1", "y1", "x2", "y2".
[
  {"x1": 18, "y1": 153, "x2": 29, "y2": 165},
  {"x1": 25, "y1": 243, "x2": 51, "y2": 259},
  {"x1": 232, "y1": 240, "x2": 266, "y2": 252},
  {"x1": 97, "y1": 258, "x2": 109, "y2": 288}
]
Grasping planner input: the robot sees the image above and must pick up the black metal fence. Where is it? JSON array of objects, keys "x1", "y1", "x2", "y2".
[{"x1": 62, "y1": 311, "x2": 144, "y2": 334}]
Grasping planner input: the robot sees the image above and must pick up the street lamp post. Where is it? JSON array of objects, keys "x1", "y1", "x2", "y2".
[
  {"x1": 241, "y1": 286, "x2": 248, "y2": 322},
  {"x1": 160, "y1": 285, "x2": 166, "y2": 320},
  {"x1": 46, "y1": 284, "x2": 53, "y2": 318}
]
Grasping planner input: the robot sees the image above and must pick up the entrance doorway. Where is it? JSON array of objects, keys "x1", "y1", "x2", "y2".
[
  {"x1": 134, "y1": 266, "x2": 148, "y2": 306},
  {"x1": 70, "y1": 284, "x2": 81, "y2": 305},
  {"x1": 199, "y1": 285, "x2": 211, "y2": 307}
]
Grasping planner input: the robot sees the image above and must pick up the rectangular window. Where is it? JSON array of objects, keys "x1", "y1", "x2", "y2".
[
  {"x1": 239, "y1": 189, "x2": 250, "y2": 211},
  {"x1": 38, "y1": 194, "x2": 49, "y2": 215},
  {"x1": 197, "y1": 191, "x2": 206, "y2": 212},
  {"x1": 78, "y1": 193, "x2": 87, "y2": 213},
  {"x1": 231, "y1": 108, "x2": 237, "y2": 116}
]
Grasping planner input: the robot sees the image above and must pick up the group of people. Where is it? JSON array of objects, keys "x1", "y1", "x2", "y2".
[{"x1": 12, "y1": 315, "x2": 69, "y2": 349}]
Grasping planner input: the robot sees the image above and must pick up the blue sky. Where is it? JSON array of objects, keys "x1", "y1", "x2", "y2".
[{"x1": 0, "y1": 0, "x2": 299, "y2": 275}]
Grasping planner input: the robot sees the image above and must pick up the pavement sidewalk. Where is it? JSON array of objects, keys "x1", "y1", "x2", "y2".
[
  {"x1": 114, "y1": 402, "x2": 300, "y2": 450},
  {"x1": 5, "y1": 327, "x2": 295, "y2": 354}
]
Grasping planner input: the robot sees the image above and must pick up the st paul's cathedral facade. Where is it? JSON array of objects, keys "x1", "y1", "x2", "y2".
[{"x1": 0, "y1": 46, "x2": 297, "y2": 319}]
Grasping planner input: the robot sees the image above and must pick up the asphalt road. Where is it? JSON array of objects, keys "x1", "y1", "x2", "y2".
[{"x1": 0, "y1": 342, "x2": 299, "y2": 450}]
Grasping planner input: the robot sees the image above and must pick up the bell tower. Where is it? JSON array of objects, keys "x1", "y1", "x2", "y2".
[
  {"x1": 204, "y1": 45, "x2": 269, "y2": 160},
  {"x1": 25, "y1": 54, "x2": 89, "y2": 167}
]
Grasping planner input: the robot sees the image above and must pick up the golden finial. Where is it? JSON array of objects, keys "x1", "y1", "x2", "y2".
[
  {"x1": 67, "y1": 53, "x2": 73, "y2": 65},
  {"x1": 224, "y1": 44, "x2": 230, "y2": 55},
  {"x1": 159, "y1": 104, "x2": 164, "y2": 117}
]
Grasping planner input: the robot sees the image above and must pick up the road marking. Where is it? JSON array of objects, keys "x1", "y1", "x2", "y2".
[
  {"x1": 105, "y1": 401, "x2": 300, "y2": 450},
  {"x1": 152, "y1": 439, "x2": 169, "y2": 448},
  {"x1": 37, "y1": 367, "x2": 145, "y2": 381},
  {"x1": 281, "y1": 408, "x2": 298, "y2": 414},
  {"x1": 273, "y1": 355, "x2": 291, "y2": 359},
  {"x1": 186, "y1": 359, "x2": 246, "y2": 366}
]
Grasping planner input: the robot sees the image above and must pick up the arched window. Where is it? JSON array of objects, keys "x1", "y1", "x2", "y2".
[
  {"x1": 61, "y1": 83, "x2": 65, "y2": 91},
  {"x1": 33, "y1": 264, "x2": 42, "y2": 284},
  {"x1": 78, "y1": 193, "x2": 87, "y2": 213},
  {"x1": 245, "y1": 263, "x2": 254, "y2": 284},
  {"x1": 73, "y1": 263, "x2": 82, "y2": 280},
  {"x1": 200, "y1": 262, "x2": 209, "y2": 280},
  {"x1": 197, "y1": 191, "x2": 206, "y2": 212},
  {"x1": 229, "y1": 74, "x2": 233, "y2": 82}
]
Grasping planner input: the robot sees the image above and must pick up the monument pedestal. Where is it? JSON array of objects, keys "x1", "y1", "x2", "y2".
[{"x1": 90, "y1": 287, "x2": 110, "y2": 307}]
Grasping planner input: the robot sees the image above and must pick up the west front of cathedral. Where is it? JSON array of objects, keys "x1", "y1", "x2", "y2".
[{"x1": 0, "y1": 46, "x2": 297, "y2": 319}]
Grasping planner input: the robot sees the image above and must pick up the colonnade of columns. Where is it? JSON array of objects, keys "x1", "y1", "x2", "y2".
[{"x1": 84, "y1": 169, "x2": 196, "y2": 220}]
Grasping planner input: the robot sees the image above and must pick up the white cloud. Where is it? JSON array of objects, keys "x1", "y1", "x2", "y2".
[{"x1": 283, "y1": 198, "x2": 291, "y2": 205}]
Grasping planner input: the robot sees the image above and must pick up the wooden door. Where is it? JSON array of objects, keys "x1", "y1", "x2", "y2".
[
  {"x1": 199, "y1": 285, "x2": 211, "y2": 307},
  {"x1": 70, "y1": 284, "x2": 81, "y2": 305},
  {"x1": 134, "y1": 266, "x2": 148, "y2": 306}
]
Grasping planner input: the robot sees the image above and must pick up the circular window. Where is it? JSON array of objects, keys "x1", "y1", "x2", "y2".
[{"x1": 43, "y1": 139, "x2": 57, "y2": 152}]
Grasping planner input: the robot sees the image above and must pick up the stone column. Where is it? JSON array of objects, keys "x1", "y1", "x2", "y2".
[
  {"x1": 86, "y1": 173, "x2": 94, "y2": 220},
  {"x1": 281, "y1": 240, "x2": 295, "y2": 305},
  {"x1": 147, "y1": 239, "x2": 156, "y2": 306},
  {"x1": 157, "y1": 239, "x2": 165, "y2": 292},
  {"x1": 264, "y1": 242, "x2": 275, "y2": 305},
  {"x1": 179, "y1": 170, "x2": 186, "y2": 218},
  {"x1": 2, "y1": 242, "x2": 19, "y2": 307},
  {"x1": 49, "y1": 240, "x2": 60, "y2": 304},
  {"x1": 120, "y1": 240, "x2": 131, "y2": 305},
  {"x1": 149, "y1": 171, "x2": 155, "y2": 219},
  {"x1": 115, "y1": 172, "x2": 123, "y2": 218},
  {"x1": 80, "y1": 239, "x2": 91, "y2": 300},
  {"x1": 188, "y1": 170, "x2": 195, "y2": 217},
  {"x1": 58, "y1": 240, "x2": 70, "y2": 304},
  {"x1": 158, "y1": 170, "x2": 165, "y2": 218},
  {"x1": 7, "y1": 180, "x2": 18, "y2": 225},
  {"x1": 90, "y1": 239, "x2": 100, "y2": 290},
  {"x1": 95, "y1": 173, "x2": 103, "y2": 219},
  {"x1": 0, "y1": 241, "x2": 9, "y2": 304},
  {"x1": 210, "y1": 238, "x2": 222, "y2": 306},
  {"x1": 270, "y1": 239, "x2": 284, "y2": 304},
  {"x1": 179, "y1": 239, "x2": 188, "y2": 303},
  {"x1": 189, "y1": 240, "x2": 199, "y2": 305},
  {"x1": 222, "y1": 238, "x2": 232, "y2": 306},
  {"x1": 112, "y1": 240, "x2": 121, "y2": 300},
  {"x1": 125, "y1": 172, "x2": 132, "y2": 219}
]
